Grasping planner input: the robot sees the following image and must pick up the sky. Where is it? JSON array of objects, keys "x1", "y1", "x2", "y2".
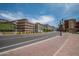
[{"x1": 0, "y1": 3, "x2": 79, "y2": 27}]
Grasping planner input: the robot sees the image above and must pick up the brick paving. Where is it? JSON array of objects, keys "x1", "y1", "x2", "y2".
[
  {"x1": 55, "y1": 33, "x2": 79, "y2": 56},
  {"x1": 0, "y1": 33, "x2": 79, "y2": 56}
]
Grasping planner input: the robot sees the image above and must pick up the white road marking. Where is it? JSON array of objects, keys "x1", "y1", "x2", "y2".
[
  {"x1": 0, "y1": 36, "x2": 59, "y2": 55},
  {"x1": 53, "y1": 36, "x2": 69, "y2": 56}
]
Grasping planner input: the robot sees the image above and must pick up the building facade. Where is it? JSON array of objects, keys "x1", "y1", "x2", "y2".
[
  {"x1": 16, "y1": 19, "x2": 35, "y2": 33},
  {"x1": 76, "y1": 21, "x2": 79, "y2": 32},
  {"x1": 63, "y1": 19, "x2": 76, "y2": 33},
  {"x1": 35, "y1": 23, "x2": 54, "y2": 32},
  {"x1": 35, "y1": 23, "x2": 44, "y2": 32},
  {"x1": 64, "y1": 20, "x2": 69, "y2": 32},
  {"x1": 68, "y1": 19, "x2": 76, "y2": 33}
]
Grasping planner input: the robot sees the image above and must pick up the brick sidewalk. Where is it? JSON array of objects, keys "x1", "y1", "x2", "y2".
[
  {"x1": 0, "y1": 33, "x2": 79, "y2": 56},
  {"x1": 55, "y1": 33, "x2": 79, "y2": 56}
]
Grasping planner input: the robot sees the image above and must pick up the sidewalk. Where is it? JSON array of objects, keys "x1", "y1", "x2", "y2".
[
  {"x1": 0, "y1": 33, "x2": 79, "y2": 56},
  {"x1": 55, "y1": 33, "x2": 79, "y2": 56}
]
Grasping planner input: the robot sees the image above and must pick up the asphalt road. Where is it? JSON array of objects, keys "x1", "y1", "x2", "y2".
[{"x1": 0, "y1": 31, "x2": 59, "y2": 52}]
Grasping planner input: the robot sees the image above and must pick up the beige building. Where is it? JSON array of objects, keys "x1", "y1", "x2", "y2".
[
  {"x1": 63, "y1": 19, "x2": 76, "y2": 33},
  {"x1": 35, "y1": 23, "x2": 54, "y2": 32},
  {"x1": 16, "y1": 19, "x2": 35, "y2": 33},
  {"x1": 68, "y1": 19, "x2": 76, "y2": 33},
  {"x1": 35, "y1": 23, "x2": 44, "y2": 32}
]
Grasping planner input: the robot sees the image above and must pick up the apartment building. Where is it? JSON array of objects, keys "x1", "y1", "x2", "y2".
[
  {"x1": 76, "y1": 21, "x2": 79, "y2": 32},
  {"x1": 68, "y1": 19, "x2": 76, "y2": 33},
  {"x1": 16, "y1": 19, "x2": 35, "y2": 33},
  {"x1": 35, "y1": 23, "x2": 44, "y2": 32},
  {"x1": 63, "y1": 19, "x2": 76, "y2": 33},
  {"x1": 64, "y1": 20, "x2": 69, "y2": 32},
  {"x1": 35, "y1": 23, "x2": 54, "y2": 32}
]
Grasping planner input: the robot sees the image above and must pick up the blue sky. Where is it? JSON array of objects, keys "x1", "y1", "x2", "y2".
[{"x1": 0, "y1": 3, "x2": 79, "y2": 27}]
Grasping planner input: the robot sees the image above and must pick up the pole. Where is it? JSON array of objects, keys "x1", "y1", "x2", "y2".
[{"x1": 59, "y1": 19, "x2": 63, "y2": 36}]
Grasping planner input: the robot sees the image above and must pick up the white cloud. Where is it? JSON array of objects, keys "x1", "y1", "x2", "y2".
[
  {"x1": 0, "y1": 11, "x2": 26, "y2": 21},
  {"x1": 47, "y1": 3, "x2": 77, "y2": 15},
  {"x1": 0, "y1": 13, "x2": 16, "y2": 20},
  {"x1": 64, "y1": 4, "x2": 70, "y2": 12},
  {"x1": 29, "y1": 15, "x2": 55, "y2": 25},
  {"x1": 0, "y1": 11, "x2": 55, "y2": 26},
  {"x1": 64, "y1": 4, "x2": 77, "y2": 14}
]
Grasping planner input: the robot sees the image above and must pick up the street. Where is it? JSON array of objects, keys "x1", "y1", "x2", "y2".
[
  {"x1": 0, "y1": 33, "x2": 79, "y2": 56},
  {"x1": 0, "y1": 31, "x2": 59, "y2": 52}
]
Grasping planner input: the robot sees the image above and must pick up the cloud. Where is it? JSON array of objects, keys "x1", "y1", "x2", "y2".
[
  {"x1": 64, "y1": 4, "x2": 79, "y2": 14},
  {"x1": 29, "y1": 15, "x2": 55, "y2": 25},
  {"x1": 0, "y1": 10, "x2": 55, "y2": 26},
  {"x1": 0, "y1": 11, "x2": 26, "y2": 21},
  {"x1": 0, "y1": 13, "x2": 16, "y2": 20},
  {"x1": 62, "y1": 4, "x2": 79, "y2": 18},
  {"x1": 47, "y1": 3, "x2": 79, "y2": 16}
]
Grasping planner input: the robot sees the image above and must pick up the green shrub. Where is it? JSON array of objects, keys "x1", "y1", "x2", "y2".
[{"x1": 0, "y1": 22, "x2": 16, "y2": 32}]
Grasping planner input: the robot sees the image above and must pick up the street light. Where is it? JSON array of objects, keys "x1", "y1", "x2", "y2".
[{"x1": 59, "y1": 19, "x2": 63, "y2": 36}]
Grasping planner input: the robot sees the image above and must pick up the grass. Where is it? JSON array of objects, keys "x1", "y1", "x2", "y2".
[{"x1": 0, "y1": 22, "x2": 16, "y2": 31}]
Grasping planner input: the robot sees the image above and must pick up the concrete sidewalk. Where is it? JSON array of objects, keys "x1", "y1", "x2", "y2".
[{"x1": 0, "y1": 33, "x2": 79, "y2": 56}]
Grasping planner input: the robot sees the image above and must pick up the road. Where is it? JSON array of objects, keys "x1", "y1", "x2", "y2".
[{"x1": 0, "y1": 31, "x2": 59, "y2": 52}]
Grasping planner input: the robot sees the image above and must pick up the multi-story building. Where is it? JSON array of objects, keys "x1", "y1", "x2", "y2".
[
  {"x1": 35, "y1": 23, "x2": 44, "y2": 32},
  {"x1": 16, "y1": 19, "x2": 35, "y2": 33},
  {"x1": 68, "y1": 19, "x2": 76, "y2": 33},
  {"x1": 63, "y1": 20, "x2": 69, "y2": 32},
  {"x1": 63, "y1": 19, "x2": 76, "y2": 33},
  {"x1": 35, "y1": 23, "x2": 54, "y2": 32},
  {"x1": 76, "y1": 21, "x2": 79, "y2": 32}
]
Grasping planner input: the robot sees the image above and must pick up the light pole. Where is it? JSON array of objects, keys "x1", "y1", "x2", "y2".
[{"x1": 59, "y1": 19, "x2": 63, "y2": 36}]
